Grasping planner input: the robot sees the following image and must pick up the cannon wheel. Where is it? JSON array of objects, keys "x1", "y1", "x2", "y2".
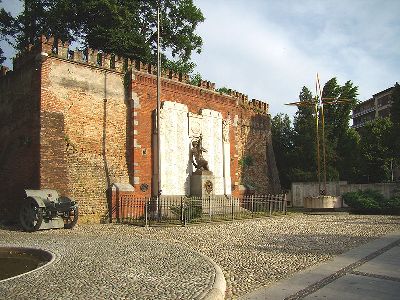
[
  {"x1": 63, "y1": 206, "x2": 78, "y2": 229},
  {"x1": 20, "y1": 198, "x2": 43, "y2": 232}
]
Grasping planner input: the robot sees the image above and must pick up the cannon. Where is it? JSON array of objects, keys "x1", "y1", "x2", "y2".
[{"x1": 19, "y1": 189, "x2": 78, "y2": 232}]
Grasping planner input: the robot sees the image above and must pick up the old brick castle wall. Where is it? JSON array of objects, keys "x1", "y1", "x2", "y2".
[
  {"x1": 0, "y1": 36, "x2": 280, "y2": 223},
  {"x1": 0, "y1": 56, "x2": 41, "y2": 220}
]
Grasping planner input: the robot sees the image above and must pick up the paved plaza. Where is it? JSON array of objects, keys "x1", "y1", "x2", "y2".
[
  {"x1": 243, "y1": 229, "x2": 400, "y2": 299},
  {"x1": 0, "y1": 214, "x2": 399, "y2": 299}
]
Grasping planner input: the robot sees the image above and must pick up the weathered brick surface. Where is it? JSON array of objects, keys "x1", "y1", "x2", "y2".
[
  {"x1": 39, "y1": 57, "x2": 130, "y2": 222},
  {"x1": 131, "y1": 72, "x2": 280, "y2": 197},
  {"x1": 0, "y1": 61, "x2": 41, "y2": 221},
  {"x1": 0, "y1": 37, "x2": 280, "y2": 223}
]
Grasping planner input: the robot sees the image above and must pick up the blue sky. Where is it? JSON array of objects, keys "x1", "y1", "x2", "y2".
[{"x1": 1, "y1": 0, "x2": 399, "y2": 117}]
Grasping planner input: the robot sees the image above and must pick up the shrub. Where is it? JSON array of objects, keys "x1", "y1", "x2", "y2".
[
  {"x1": 342, "y1": 190, "x2": 382, "y2": 214},
  {"x1": 170, "y1": 199, "x2": 202, "y2": 221},
  {"x1": 239, "y1": 155, "x2": 253, "y2": 167},
  {"x1": 343, "y1": 189, "x2": 400, "y2": 215},
  {"x1": 382, "y1": 195, "x2": 400, "y2": 215},
  {"x1": 184, "y1": 202, "x2": 203, "y2": 220}
]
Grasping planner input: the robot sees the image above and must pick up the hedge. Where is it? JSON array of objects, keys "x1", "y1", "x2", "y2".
[{"x1": 342, "y1": 189, "x2": 400, "y2": 215}]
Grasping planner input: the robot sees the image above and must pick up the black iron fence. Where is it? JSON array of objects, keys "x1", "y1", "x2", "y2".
[{"x1": 116, "y1": 194, "x2": 287, "y2": 226}]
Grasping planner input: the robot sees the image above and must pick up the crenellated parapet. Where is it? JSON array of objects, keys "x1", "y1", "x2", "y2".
[
  {"x1": 10, "y1": 35, "x2": 269, "y2": 114},
  {"x1": 216, "y1": 88, "x2": 268, "y2": 114},
  {"x1": 250, "y1": 99, "x2": 269, "y2": 114}
]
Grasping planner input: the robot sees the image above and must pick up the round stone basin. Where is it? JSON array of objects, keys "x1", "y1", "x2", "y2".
[{"x1": 0, "y1": 247, "x2": 53, "y2": 281}]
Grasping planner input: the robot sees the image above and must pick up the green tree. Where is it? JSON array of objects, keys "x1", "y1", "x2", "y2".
[
  {"x1": 0, "y1": 48, "x2": 5, "y2": 64},
  {"x1": 292, "y1": 86, "x2": 317, "y2": 182},
  {"x1": 188, "y1": 72, "x2": 202, "y2": 86},
  {"x1": 163, "y1": 59, "x2": 196, "y2": 75},
  {"x1": 1, "y1": 1, "x2": 17, "y2": 63},
  {"x1": 323, "y1": 79, "x2": 358, "y2": 140},
  {"x1": 0, "y1": 2, "x2": 17, "y2": 40},
  {"x1": 271, "y1": 113, "x2": 294, "y2": 189},
  {"x1": 1, "y1": 0, "x2": 205, "y2": 73},
  {"x1": 322, "y1": 78, "x2": 358, "y2": 181},
  {"x1": 269, "y1": 78, "x2": 361, "y2": 188},
  {"x1": 215, "y1": 86, "x2": 230, "y2": 94},
  {"x1": 359, "y1": 118, "x2": 393, "y2": 182},
  {"x1": 338, "y1": 127, "x2": 362, "y2": 182}
]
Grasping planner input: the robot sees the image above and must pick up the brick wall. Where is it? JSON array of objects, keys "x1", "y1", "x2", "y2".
[
  {"x1": 131, "y1": 71, "x2": 280, "y2": 197},
  {"x1": 39, "y1": 56, "x2": 130, "y2": 222},
  {"x1": 0, "y1": 60, "x2": 41, "y2": 222},
  {"x1": 0, "y1": 35, "x2": 280, "y2": 223}
]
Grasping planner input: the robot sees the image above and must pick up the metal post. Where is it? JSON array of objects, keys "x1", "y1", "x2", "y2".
[
  {"x1": 181, "y1": 197, "x2": 186, "y2": 226},
  {"x1": 157, "y1": 195, "x2": 161, "y2": 222},
  {"x1": 391, "y1": 159, "x2": 394, "y2": 182},
  {"x1": 115, "y1": 192, "x2": 120, "y2": 223},
  {"x1": 269, "y1": 195, "x2": 272, "y2": 216},
  {"x1": 184, "y1": 198, "x2": 187, "y2": 227},
  {"x1": 251, "y1": 195, "x2": 254, "y2": 218},
  {"x1": 231, "y1": 196, "x2": 234, "y2": 220},
  {"x1": 145, "y1": 199, "x2": 149, "y2": 227},
  {"x1": 209, "y1": 196, "x2": 212, "y2": 222},
  {"x1": 284, "y1": 194, "x2": 287, "y2": 215}
]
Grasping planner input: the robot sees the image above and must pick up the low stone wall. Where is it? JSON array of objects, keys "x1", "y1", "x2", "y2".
[
  {"x1": 303, "y1": 195, "x2": 341, "y2": 209},
  {"x1": 290, "y1": 182, "x2": 400, "y2": 207}
]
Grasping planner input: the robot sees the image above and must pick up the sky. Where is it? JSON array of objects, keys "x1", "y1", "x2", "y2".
[{"x1": 1, "y1": 0, "x2": 399, "y2": 117}]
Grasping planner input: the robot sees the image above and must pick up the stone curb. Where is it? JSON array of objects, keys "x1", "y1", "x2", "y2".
[
  {"x1": 197, "y1": 252, "x2": 226, "y2": 300},
  {"x1": 137, "y1": 238, "x2": 226, "y2": 300},
  {"x1": 150, "y1": 239, "x2": 227, "y2": 300},
  {"x1": 0, "y1": 246, "x2": 56, "y2": 283}
]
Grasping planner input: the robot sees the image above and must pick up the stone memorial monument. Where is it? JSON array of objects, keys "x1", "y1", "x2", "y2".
[{"x1": 190, "y1": 134, "x2": 216, "y2": 197}]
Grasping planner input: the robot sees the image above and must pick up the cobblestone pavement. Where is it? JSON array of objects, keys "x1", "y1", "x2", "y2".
[
  {"x1": 1, "y1": 214, "x2": 399, "y2": 300},
  {"x1": 0, "y1": 229, "x2": 218, "y2": 300}
]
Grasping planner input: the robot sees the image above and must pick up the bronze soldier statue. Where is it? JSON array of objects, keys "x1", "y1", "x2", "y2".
[{"x1": 191, "y1": 134, "x2": 210, "y2": 173}]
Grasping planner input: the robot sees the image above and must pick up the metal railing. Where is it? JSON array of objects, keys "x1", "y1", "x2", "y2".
[{"x1": 116, "y1": 194, "x2": 287, "y2": 226}]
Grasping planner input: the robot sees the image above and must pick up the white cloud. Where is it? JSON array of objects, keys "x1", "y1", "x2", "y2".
[
  {"x1": 192, "y1": 0, "x2": 400, "y2": 117},
  {"x1": 191, "y1": 1, "x2": 330, "y2": 116}
]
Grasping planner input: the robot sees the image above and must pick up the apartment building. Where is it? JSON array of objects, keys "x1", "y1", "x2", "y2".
[{"x1": 352, "y1": 85, "x2": 395, "y2": 129}]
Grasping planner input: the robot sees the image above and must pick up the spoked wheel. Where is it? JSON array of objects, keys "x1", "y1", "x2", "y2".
[
  {"x1": 63, "y1": 205, "x2": 78, "y2": 229},
  {"x1": 19, "y1": 199, "x2": 43, "y2": 232}
]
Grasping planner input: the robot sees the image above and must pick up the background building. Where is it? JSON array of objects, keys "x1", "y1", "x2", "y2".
[{"x1": 352, "y1": 85, "x2": 395, "y2": 130}]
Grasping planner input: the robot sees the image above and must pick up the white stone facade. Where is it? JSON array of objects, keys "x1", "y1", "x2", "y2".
[
  {"x1": 159, "y1": 101, "x2": 190, "y2": 195},
  {"x1": 157, "y1": 101, "x2": 231, "y2": 196}
]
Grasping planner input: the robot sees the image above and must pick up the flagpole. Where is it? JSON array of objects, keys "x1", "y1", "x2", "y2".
[{"x1": 157, "y1": 4, "x2": 162, "y2": 218}]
